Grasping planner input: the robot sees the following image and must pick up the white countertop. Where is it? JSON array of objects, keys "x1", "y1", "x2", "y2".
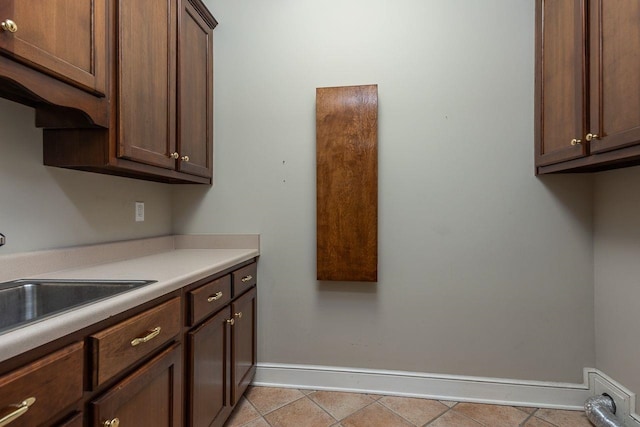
[{"x1": 0, "y1": 235, "x2": 259, "y2": 362}]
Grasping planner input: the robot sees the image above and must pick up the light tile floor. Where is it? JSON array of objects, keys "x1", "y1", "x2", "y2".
[{"x1": 224, "y1": 386, "x2": 594, "y2": 427}]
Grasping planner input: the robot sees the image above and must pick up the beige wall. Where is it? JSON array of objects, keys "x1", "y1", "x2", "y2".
[
  {"x1": 0, "y1": 98, "x2": 173, "y2": 254},
  {"x1": 594, "y1": 167, "x2": 640, "y2": 408},
  {"x1": 174, "y1": 0, "x2": 596, "y2": 382}
]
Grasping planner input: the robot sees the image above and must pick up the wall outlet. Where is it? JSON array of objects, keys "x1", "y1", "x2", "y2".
[{"x1": 135, "y1": 202, "x2": 144, "y2": 222}]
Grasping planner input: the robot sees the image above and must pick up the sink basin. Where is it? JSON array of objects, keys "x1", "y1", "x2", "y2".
[{"x1": 0, "y1": 279, "x2": 156, "y2": 334}]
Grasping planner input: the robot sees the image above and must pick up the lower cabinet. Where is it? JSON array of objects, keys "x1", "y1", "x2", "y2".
[
  {"x1": 0, "y1": 259, "x2": 257, "y2": 427},
  {"x1": 186, "y1": 272, "x2": 257, "y2": 427},
  {"x1": 91, "y1": 343, "x2": 183, "y2": 427}
]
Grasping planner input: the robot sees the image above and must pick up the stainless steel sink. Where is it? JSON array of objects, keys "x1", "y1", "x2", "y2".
[{"x1": 0, "y1": 279, "x2": 156, "y2": 334}]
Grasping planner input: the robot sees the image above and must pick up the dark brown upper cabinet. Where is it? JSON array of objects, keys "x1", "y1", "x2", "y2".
[
  {"x1": 536, "y1": 0, "x2": 640, "y2": 174},
  {"x1": 42, "y1": 0, "x2": 217, "y2": 184},
  {"x1": 0, "y1": 0, "x2": 109, "y2": 127}
]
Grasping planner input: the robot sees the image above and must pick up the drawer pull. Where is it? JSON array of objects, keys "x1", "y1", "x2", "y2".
[
  {"x1": 226, "y1": 318, "x2": 235, "y2": 326},
  {"x1": 234, "y1": 312, "x2": 243, "y2": 319},
  {"x1": 130, "y1": 327, "x2": 161, "y2": 347},
  {"x1": 241, "y1": 275, "x2": 253, "y2": 283},
  {"x1": 0, "y1": 397, "x2": 36, "y2": 427},
  {"x1": 207, "y1": 291, "x2": 223, "y2": 302},
  {"x1": 103, "y1": 418, "x2": 120, "y2": 427}
]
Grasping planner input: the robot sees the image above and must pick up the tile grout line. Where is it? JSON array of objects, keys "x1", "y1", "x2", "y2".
[
  {"x1": 519, "y1": 410, "x2": 538, "y2": 427},
  {"x1": 376, "y1": 397, "x2": 449, "y2": 427},
  {"x1": 301, "y1": 393, "x2": 340, "y2": 426},
  {"x1": 246, "y1": 392, "x2": 308, "y2": 418},
  {"x1": 422, "y1": 406, "x2": 454, "y2": 426}
]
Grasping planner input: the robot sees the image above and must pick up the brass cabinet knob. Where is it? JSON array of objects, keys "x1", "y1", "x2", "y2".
[
  {"x1": 169, "y1": 152, "x2": 179, "y2": 159},
  {"x1": 103, "y1": 418, "x2": 120, "y2": 427},
  {"x1": 227, "y1": 318, "x2": 235, "y2": 326},
  {"x1": 1, "y1": 19, "x2": 17, "y2": 33},
  {"x1": 585, "y1": 133, "x2": 599, "y2": 142},
  {"x1": 234, "y1": 312, "x2": 243, "y2": 319},
  {"x1": 570, "y1": 138, "x2": 582, "y2": 146},
  {"x1": 180, "y1": 155, "x2": 190, "y2": 162}
]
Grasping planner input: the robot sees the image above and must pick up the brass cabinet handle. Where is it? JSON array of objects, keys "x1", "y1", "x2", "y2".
[
  {"x1": 585, "y1": 133, "x2": 599, "y2": 142},
  {"x1": 180, "y1": 155, "x2": 190, "y2": 162},
  {"x1": 1, "y1": 20, "x2": 17, "y2": 33},
  {"x1": 130, "y1": 326, "x2": 161, "y2": 347},
  {"x1": 226, "y1": 318, "x2": 235, "y2": 326},
  {"x1": 207, "y1": 291, "x2": 223, "y2": 302},
  {"x1": 241, "y1": 275, "x2": 253, "y2": 283},
  {"x1": 103, "y1": 418, "x2": 120, "y2": 427},
  {"x1": 0, "y1": 397, "x2": 35, "y2": 427},
  {"x1": 169, "y1": 152, "x2": 179, "y2": 159},
  {"x1": 234, "y1": 312, "x2": 243, "y2": 319},
  {"x1": 570, "y1": 138, "x2": 582, "y2": 146}
]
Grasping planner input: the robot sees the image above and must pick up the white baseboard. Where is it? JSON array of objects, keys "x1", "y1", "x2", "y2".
[{"x1": 254, "y1": 363, "x2": 640, "y2": 425}]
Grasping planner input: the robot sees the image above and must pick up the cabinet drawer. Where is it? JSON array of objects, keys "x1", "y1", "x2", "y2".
[
  {"x1": 89, "y1": 297, "x2": 181, "y2": 388},
  {"x1": 188, "y1": 275, "x2": 231, "y2": 326},
  {"x1": 232, "y1": 263, "x2": 257, "y2": 297},
  {"x1": 0, "y1": 342, "x2": 83, "y2": 427}
]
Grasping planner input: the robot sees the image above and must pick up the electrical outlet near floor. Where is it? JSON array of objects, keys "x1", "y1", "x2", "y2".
[{"x1": 135, "y1": 202, "x2": 144, "y2": 222}]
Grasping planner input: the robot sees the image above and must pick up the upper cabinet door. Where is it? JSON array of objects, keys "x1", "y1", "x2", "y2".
[
  {"x1": 588, "y1": 0, "x2": 640, "y2": 154},
  {"x1": 117, "y1": 0, "x2": 177, "y2": 169},
  {"x1": 178, "y1": 0, "x2": 215, "y2": 178},
  {"x1": 0, "y1": 0, "x2": 107, "y2": 95},
  {"x1": 535, "y1": 0, "x2": 587, "y2": 168}
]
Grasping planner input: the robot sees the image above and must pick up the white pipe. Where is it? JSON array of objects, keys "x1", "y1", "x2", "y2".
[{"x1": 585, "y1": 394, "x2": 625, "y2": 427}]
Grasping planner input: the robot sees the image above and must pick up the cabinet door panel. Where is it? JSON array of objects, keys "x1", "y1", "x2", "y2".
[
  {"x1": 0, "y1": 0, "x2": 107, "y2": 95},
  {"x1": 91, "y1": 343, "x2": 182, "y2": 427},
  {"x1": 535, "y1": 0, "x2": 586, "y2": 167},
  {"x1": 117, "y1": 0, "x2": 176, "y2": 168},
  {"x1": 589, "y1": 0, "x2": 640, "y2": 153},
  {"x1": 231, "y1": 287, "x2": 257, "y2": 405},
  {"x1": 188, "y1": 307, "x2": 230, "y2": 427},
  {"x1": 179, "y1": 0, "x2": 213, "y2": 178}
]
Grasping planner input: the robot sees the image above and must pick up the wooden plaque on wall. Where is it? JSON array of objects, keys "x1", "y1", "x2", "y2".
[{"x1": 316, "y1": 84, "x2": 378, "y2": 282}]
